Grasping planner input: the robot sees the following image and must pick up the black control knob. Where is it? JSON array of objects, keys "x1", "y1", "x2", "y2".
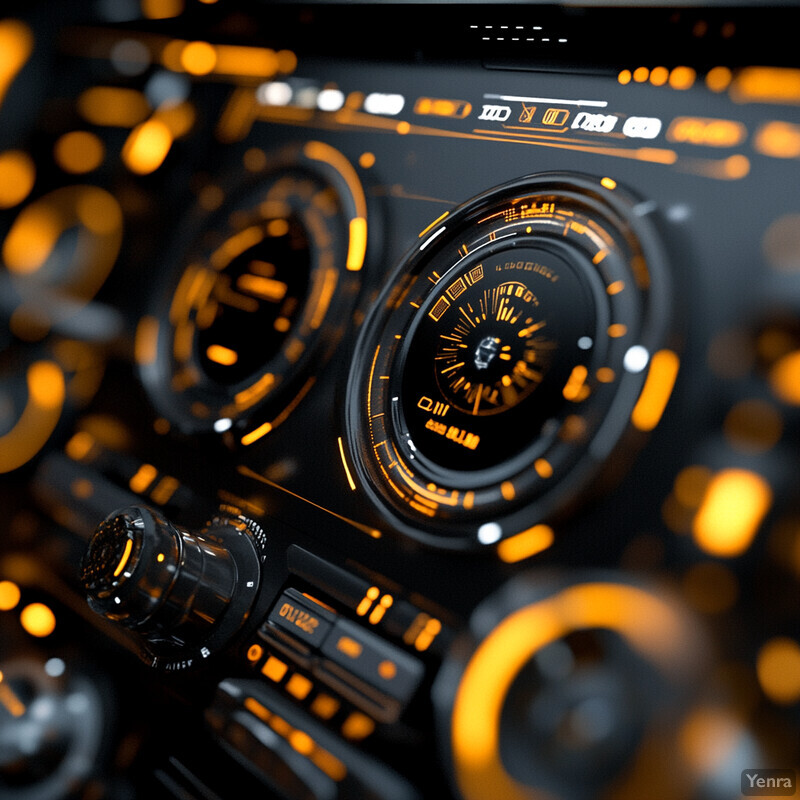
[{"x1": 80, "y1": 505, "x2": 264, "y2": 669}]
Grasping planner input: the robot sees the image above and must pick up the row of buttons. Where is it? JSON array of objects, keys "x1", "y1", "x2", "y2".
[{"x1": 261, "y1": 588, "x2": 425, "y2": 722}]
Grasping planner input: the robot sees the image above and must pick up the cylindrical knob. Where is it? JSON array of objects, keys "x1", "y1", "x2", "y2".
[{"x1": 80, "y1": 505, "x2": 263, "y2": 665}]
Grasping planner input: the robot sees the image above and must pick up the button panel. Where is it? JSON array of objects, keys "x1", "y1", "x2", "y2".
[
  {"x1": 320, "y1": 618, "x2": 424, "y2": 706},
  {"x1": 260, "y1": 584, "x2": 425, "y2": 722}
]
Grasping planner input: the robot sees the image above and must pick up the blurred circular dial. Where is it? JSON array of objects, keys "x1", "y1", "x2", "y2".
[
  {"x1": 346, "y1": 173, "x2": 672, "y2": 544},
  {"x1": 433, "y1": 572, "x2": 708, "y2": 800},
  {"x1": 142, "y1": 143, "x2": 366, "y2": 443}
]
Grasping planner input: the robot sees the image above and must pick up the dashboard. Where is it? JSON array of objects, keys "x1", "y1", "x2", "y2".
[{"x1": 2, "y1": 2, "x2": 800, "y2": 799}]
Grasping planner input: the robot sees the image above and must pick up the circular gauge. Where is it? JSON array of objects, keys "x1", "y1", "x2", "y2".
[
  {"x1": 141, "y1": 142, "x2": 367, "y2": 443},
  {"x1": 432, "y1": 572, "x2": 709, "y2": 800},
  {"x1": 345, "y1": 173, "x2": 673, "y2": 545}
]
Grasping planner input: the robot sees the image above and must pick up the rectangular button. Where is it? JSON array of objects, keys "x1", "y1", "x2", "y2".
[
  {"x1": 267, "y1": 589, "x2": 336, "y2": 648},
  {"x1": 320, "y1": 618, "x2": 424, "y2": 704}
]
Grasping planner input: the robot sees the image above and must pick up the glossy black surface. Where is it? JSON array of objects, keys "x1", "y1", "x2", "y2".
[{"x1": 2, "y1": 2, "x2": 800, "y2": 799}]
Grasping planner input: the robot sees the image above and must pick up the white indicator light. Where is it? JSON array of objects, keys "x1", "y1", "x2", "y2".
[
  {"x1": 478, "y1": 522, "x2": 502, "y2": 544},
  {"x1": 256, "y1": 81, "x2": 292, "y2": 106},
  {"x1": 624, "y1": 345, "x2": 650, "y2": 373},
  {"x1": 45, "y1": 658, "x2": 66, "y2": 677},
  {"x1": 364, "y1": 92, "x2": 405, "y2": 116},
  {"x1": 622, "y1": 116, "x2": 663, "y2": 139},
  {"x1": 578, "y1": 336, "x2": 593, "y2": 350},
  {"x1": 214, "y1": 418, "x2": 233, "y2": 433},
  {"x1": 420, "y1": 226, "x2": 447, "y2": 251},
  {"x1": 317, "y1": 88, "x2": 345, "y2": 111}
]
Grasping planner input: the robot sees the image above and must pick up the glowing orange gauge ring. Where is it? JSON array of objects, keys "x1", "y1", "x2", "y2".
[{"x1": 450, "y1": 582, "x2": 690, "y2": 800}]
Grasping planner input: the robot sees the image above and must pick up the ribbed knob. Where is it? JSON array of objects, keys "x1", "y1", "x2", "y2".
[{"x1": 80, "y1": 505, "x2": 246, "y2": 654}]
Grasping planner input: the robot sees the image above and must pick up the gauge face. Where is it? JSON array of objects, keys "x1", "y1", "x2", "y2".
[
  {"x1": 142, "y1": 143, "x2": 366, "y2": 442},
  {"x1": 195, "y1": 211, "x2": 312, "y2": 387},
  {"x1": 399, "y1": 245, "x2": 596, "y2": 474},
  {"x1": 345, "y1": 173, "x2": 672, "y2": 544}
]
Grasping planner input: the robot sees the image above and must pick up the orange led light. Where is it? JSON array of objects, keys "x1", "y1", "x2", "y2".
[
  {"x1": 0, "y1": 150, "x2": 35, "y2": 208},
  {"x1": 757, "y1": 636, "x2": 800, "y2": 704},
  {"x1": 240, "y1": 421, "x2": 273, "y2": 446},
  {"x1": 704, "y1": 66, "x2": 733, "y2": 93},
  {"x1": 347, "y1": 217, "x2": 368, "y2": 271},
  {"x1": 414, "y1": 97, "x2": 472, "y2": 119},
  {"x1": 692, "y1": 468, "x2": 772, "y2": 557},
  {"x1": 0, "y1": 19, "x2": 33, "y2": 109},
  {"x1": 113, "y1": 537, "x2": 134, "y2": 577},
  {"x1": 122, "y1": 118, "x2": 173, "y2": 175},
  {"x1": 77, "y1": 86, "x2": 150, "y2": 127},
  {"x1": 669, "y1": 66, "x2": 697, "y2": 90},
  {"x1": 129, "y1": 463, "x2": 158, "y2": 494},
  {"x1": 335, "y1": 636, "x2": 363, "y2": 659},
  {"x1": 236, "y1": 273, "x2": 288, "y2": 302},
  {"x1": 667, "y1": 117, "x2": 747, "y2": 148},
  {"x1": 246, "y1": 644, "x2": 263, "y2": 662},
  {"x1": 496, "y1": 524, "x2": 554, "y2": 564},
  {"x1": 150, "y1": 475, "x2": 180, "y2": 505},
  {"x1": 180, "y1": 40, "x2": 217, "y2": 75},
  {"x1": 368, "y1": 594, "x2": 393, "y2": 625},
  {"x1": 755, "y1": 121, "x2": 800, "y2": 159},
  {"x1": 141, "y1": 0, "x2": 184, "y2": 20},
  {"x1": 341, "y1": 712, "x2": 375, "y2": 741},
  {"x1": 205, "y1": 344, "x2": 239, "y2": 366},
  {"x1": 769, "y1": 350, "x2": 800, "y2": 405},
  {"x1": 731, "y1": 67, "x2": 800, "y2": 104},
  {"x1": 53, "y1": 130, "x2": 105, "y2": 174},
  {"x1": 0, "y1": 581, "x2": 21, "y2": 611},
  {"x1": 285, "y1": 673, "x2": 313, "y2": 700},
  {"x1": 135, "y1": 316, "x2": 160, "y2": 366},
  {"x1": 20, "y1": 602, "x2": 56, "y2": 638},
  {"x1": 310, "y1": 694, "x2": 339, "y2": 720},
  {"x1": 261, "y1": 655, "x2": 288, "y2": 682},
  {"x1": 338, "y1": 436, "x2": 357, "y2": 491},
  {"x1": 562, "y1": 364, "x2": 589, "y2": 402},
  {"x1": 631, "y1": 349, "x2": 680, "y2": 432}
]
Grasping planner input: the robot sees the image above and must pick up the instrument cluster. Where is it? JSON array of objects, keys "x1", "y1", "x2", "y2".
[{"x1": 1, "y1": 2, "x2": 800, "y2": 799}]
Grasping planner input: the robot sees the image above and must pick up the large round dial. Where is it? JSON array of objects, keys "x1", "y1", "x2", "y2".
[
  {"x1": 345, "y1": 173, "x2": 673, "y2": 545},
  {"x1": 141, "y1": 142, "x2": 366, "y2": 445}
]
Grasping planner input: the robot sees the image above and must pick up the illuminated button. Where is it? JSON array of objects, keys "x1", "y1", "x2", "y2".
[
  {"x1": 320, "y1": 619, "x2": 424, "y2": 704},
  {"x1": 267, "y1": 589, "x2": 336, "y2": 648}
]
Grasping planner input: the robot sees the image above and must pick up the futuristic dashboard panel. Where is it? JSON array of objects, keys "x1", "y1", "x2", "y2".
[{"x1": 2, "y1": 2, "x2": 800, "y2": 799}]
